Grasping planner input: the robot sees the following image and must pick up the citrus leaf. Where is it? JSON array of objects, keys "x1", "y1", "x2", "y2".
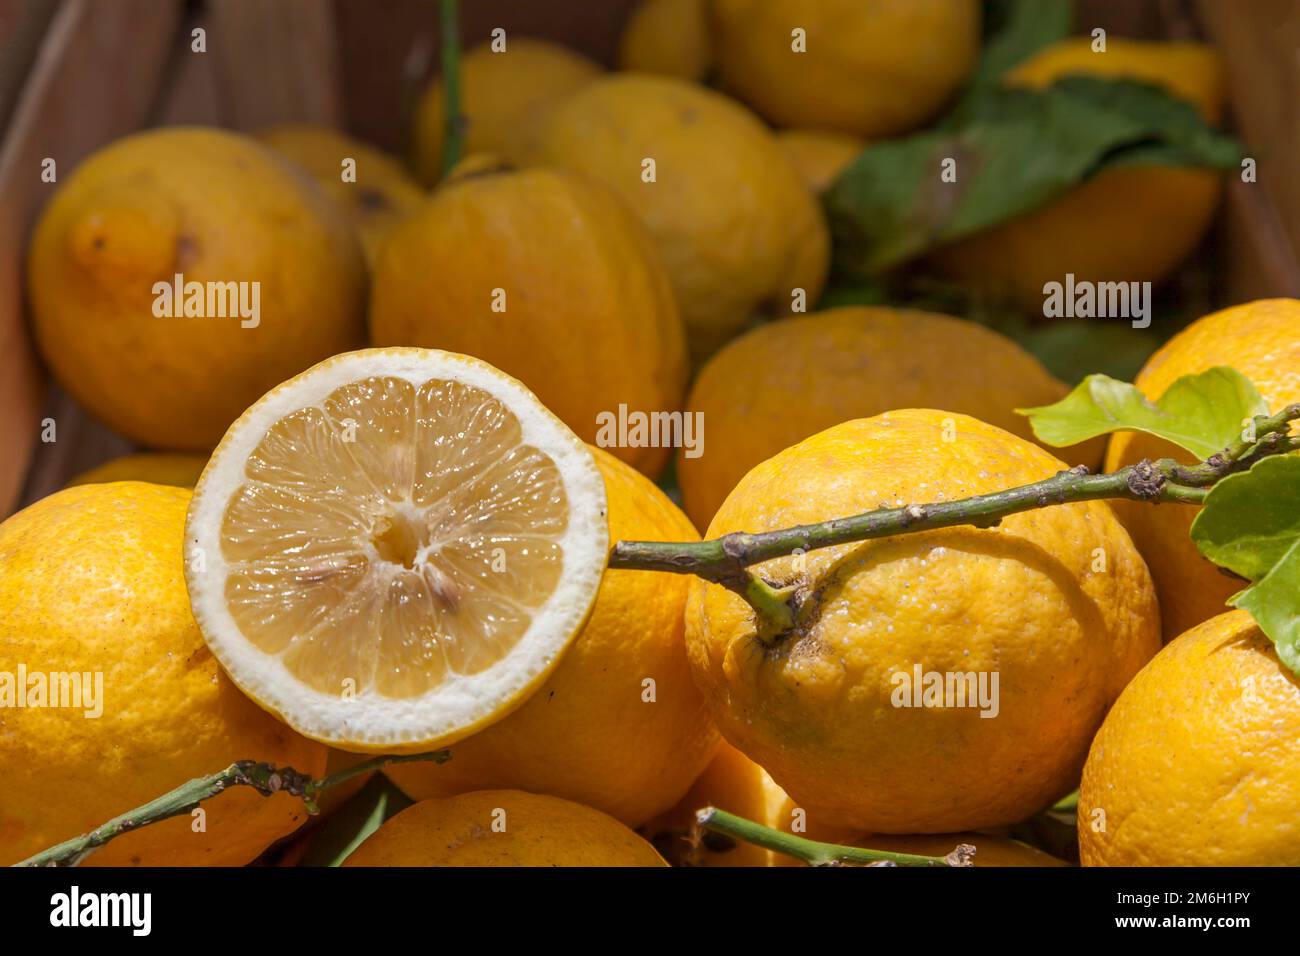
[
  {"x1": 298, "y1": 773, "x2": 412, "y2": 867},
  {"x1": 962, "y1": 0, "x2": 1073, "y2": 99},
  {"x1": 1191, "y1": 456, "x2": 1300, "y2": 676},
  {"x1": 1020, "y1": 320, "x2": 1160, "y2": 385},
  {"x1": 1018, "y1": 366, "x2": 1266, "y2": 457}
]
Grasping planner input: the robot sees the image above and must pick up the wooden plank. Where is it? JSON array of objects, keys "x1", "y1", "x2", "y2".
[
  {"x1": 0, "y1": 0, "x2": 182, "y2": 517},
  {"x1": 207, "y1": 0, "x2": 342, "y2": 130}
]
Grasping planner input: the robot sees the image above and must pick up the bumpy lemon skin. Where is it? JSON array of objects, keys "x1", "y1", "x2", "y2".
[
  {"x1": 933, "y1": 40, "x2": 1226, "y2": 313},
  {"x1": 709, "y1": 0, "x2": 981, "y2": 137},
  {"x1": 68, "y1": 452, "x2": 209, "y2": 489},
  {"x1": 369, "y1": 168, "x2": 688, "y2": 477},
  {"x1": 411, "y1": 38, "x2": 602, "y2": 185},
  {"x1": 0, "y1": 483, "x2": 327, "y2": 866},
  {"x1": 686, "y1": 411, "x2": 1160, "y2": 834},
  {"x1": 256, "y1": 124, "x2": 426, "y2": 266},
  {"x1": 1104, "y1": 299, "x2": 1300, "y2": 641},
  {"x1": 528, "y1": 74, "x2": 829, "y2": 362},
  {"x1": 1080, "y1": 611, "x2": 1300, "y2": 867},
  {"x1": 619, "y1": 0, "x2": 713, "y2": 81},
  {"x1": 387, "y1": 446, "x2": 718, "y2": 826},
  {"x1": 676, "y1": 307, "x2": 1099, "y2": 530},
  {"x1": 26, "y1": 127, "x2": 366, "y2": 451},
  {"x1": 342, "y1": 790, "x2": 668, "y2": 866}
]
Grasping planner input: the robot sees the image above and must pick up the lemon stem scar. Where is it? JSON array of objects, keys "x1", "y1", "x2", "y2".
[
  {"x1": 610, "y1": 404, "x2": 1300, "y2": 639},
  {"x1": 16, "y1": 751, "x2": 450, "y2": 868},
  {"x1": 694, "y1": 807, "x2": 962, "y2": 867}
]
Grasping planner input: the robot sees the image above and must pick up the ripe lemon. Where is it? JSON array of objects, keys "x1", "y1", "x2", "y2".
[
  {"x1": 618, "y1": 0, "x2": 712, "y2": 80},
  {"x1": 528, "y1": 74, "x2": 829, "y2": 361},
  {"x1": 933, "y1": 40, "x2": 1226, "y2": 312},
  {"x1": 709, "y1": 0, "x2": 981, "y2": 137},
  {"x1": 342, "y1": 790, "x2": 667, "y2": 866},
  {"x1": 411, "y1": 37, "x2": 602, "y2": 184},
  {"x1": 1105, "y1": 299, "x2": 1300, "y2": 640},
  {"x1": 677, "y1": 307, "x2": 1099, "y2": 530},
  {"x1": 0, "y1": 482, "x2": 326, "y2": 866},
  {"x1": 369, "y1": 167, "x2": 687, "y2": 477},
  {"x1": 256, "y1": 124, "x2": 425, "y2": 266},
  {"x1": 686, "y1": 410, "x2": 1160, "y2": 833},
  {"x1": 386, "y1": 446, "x2": 716, "y2": 825},
  {"x1": 775, "y1": 129, "x2": 866, "y2": 196},
  {"x1": 183, "y1": 348, "x2": 609, "y2": 754},
  {"x1": 68, "y1": 452, "x2": 209, "y2": 489},
  {"x1": 642, "y1": 742, "x2": 788, "y2": 866},
  {"x1": 1080, "y1": 610, "x2": 1300, "y2": 866},
  {"x1": 27, "y1": 127, "x2": 366, "y2": 450}
]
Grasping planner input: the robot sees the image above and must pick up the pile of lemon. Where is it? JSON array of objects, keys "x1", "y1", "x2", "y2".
[{"x1": 4, "y1": 0, "x2": 1298, "y2": 869}]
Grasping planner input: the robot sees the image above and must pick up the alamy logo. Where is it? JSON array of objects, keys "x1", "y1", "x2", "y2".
[
  {"x1": 50, "y1": 886, "x2": 151, "y2": 936},
  {"x1": 890, "y1": 664, "x2": 1000, "y2": 718},
  {"x1": 0, "y1": 665, "x2": 102, "y2": 717},
  {"x1": 1042, "y1": 273, "x2": 1152, "y2": 329},
  {"x1": 152, "y1": 273, "x2": 260, "y2": 328},
  {"x1": 594, "y1": 404, "x2": 704, "y2": 459}
]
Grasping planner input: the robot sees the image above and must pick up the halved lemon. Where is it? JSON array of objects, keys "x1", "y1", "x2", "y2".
[{"x1": 184, "y1": 348, "x2": 608, "y2": 753}]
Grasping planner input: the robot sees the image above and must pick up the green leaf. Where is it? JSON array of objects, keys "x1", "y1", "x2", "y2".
[
  {"x1": 297, "y1": 773, "x2": 413, "y2": 867},
  {"x1": 1019, "y1": 366, "x2": 1267, "y2": 457},
  {"x1": 826, "y1": 77, "x2": 1242, "y2": 275},
  {"x1": 1020, "y1": 320, "x2": 1160, "y2": 385},
  {"x1": 1191, "y1": 455, "x2": 1300, "y2": 675},
  {"x1": 962, "y1": 0, "x2": 1074, "y2": 99}
]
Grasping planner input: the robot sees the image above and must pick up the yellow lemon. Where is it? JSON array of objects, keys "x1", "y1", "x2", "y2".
[
  {"x1": 68, "y1": 452, "x2": 209, "y2": 489},
  {"x1": 411, "y1": 37, "x2": 602, "y2": 184},
  {"x1": 618, "y1": 0, "x2": 712, "y2": 80},
  {"x1": 27, "y1": 127, "x2": 366, "y2": 450},
  {"x1": 775, "y1": 129, "x2": 866, "y2": 195},
  {"x1": 1105, "y1": 298, "x2": 1300, "y2": 640},
  {"x1": 528, "y1": 74, "x2": 828, "y2": 361},
  {"x1": 1080, "y1": 610, "x2": 1300, "y2": 866},
  {"x1": 342, "y1": 790, "x2": 667, "y2": 866},
  {"x1": 369, "y1": 167, "x2": 687, "y2": 477},
  {"x1": 686, "y1": 410, "x2": 1160, "y2": 833},
  {"x1": 0, "y1": 483, "x2": 327, "y2": 866}
]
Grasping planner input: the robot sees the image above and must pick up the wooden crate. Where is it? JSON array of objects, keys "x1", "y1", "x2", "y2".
[{"x1": 2, "y1": 0, "x2": 1298, "y2": 518}]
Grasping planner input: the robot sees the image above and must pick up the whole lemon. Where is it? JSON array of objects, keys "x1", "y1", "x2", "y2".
[
  {"x1": 27, "y1": 127, "x2": 366, "y2": 450},
  {"x1": 775, "y1": 129, "x2": 866, "y2": 196},
  {"x1": 528, "y1": 74, "x2": 829, "y2": 361},
  {"x1": 709, "y1": 0, "x2": 981, "y2": 136},
  {"x1": 256, "y1": 124, "x2": 425, "y2": 266},
  {"x1": 677, "y1": 307, "x2": 1097, "y2": 530},
  {"x1": 1105, "y1": 298, "x2": 1300, "y2": 640},
  {"x1": 411, "y1": 37, "x2": 602, "y2": 184},
  {"x1": 933, "y1": 40, "x2": 1226, "y2": 312},
  {"x1": 68, "y1": 452, "x2": 208, "y2": 489},
  {"x1": 1080, "y1": 610, "x2": 1300, "y2": 866},
  {"x1": 618, "y1": 0, "x2": 712, "y2": 81},
  {"x1": 387, "y1": 446, "x2": 717, "y2": 825},
  {"x1": 369, "y1": 168, "x2": 688, "y2": 477},
  {"x1": 0, "y1": 483, "x2": 327, "y2": 866},
  {"x1": 686, "y1": 410, "x2": 1160, "y2": 834},
  {"x1": 342, "y1": 790, "x2": 667, "y2": 866}
]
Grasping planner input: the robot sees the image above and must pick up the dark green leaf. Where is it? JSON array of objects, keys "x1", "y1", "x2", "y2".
[
  {"x1": 1021, "y1": 320, "x2": 1160, "y2": 384},
  {"x1": 963, "y1": 0, "x2": 1074, "y2": 101},
  {"x1": 297, "y1": 773, "x2": 413, "y2": 867},
  {"x1": 1018, "y1": 366, "x2": 1266, "y2": 456}
]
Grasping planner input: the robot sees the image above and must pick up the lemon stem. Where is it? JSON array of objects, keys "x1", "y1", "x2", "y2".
[
  {"x1": 15, "y1": 751, "x2": 449, "y2": 867},
  {"x1": 694, "y1": 807, "x2": 963, "y2": 867},
  {"x1": 439, "y1": 0, "x2": 464, "y2": 178}
]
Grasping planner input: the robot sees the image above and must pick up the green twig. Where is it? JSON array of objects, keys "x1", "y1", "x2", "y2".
[
  {"x1": 439, "y1": 0, "x2": 463, "y2": 177},
  {"x1": 695, "y1": 808, "x2": 965, "y2": 867},
  {"x1": 16, "y1": 751, "x2": 449, "y2": 867}
]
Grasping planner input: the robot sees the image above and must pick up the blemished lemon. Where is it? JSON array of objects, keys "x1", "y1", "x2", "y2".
[
  {"x1": 1080, "y1": 611, "x2": 1300, "y2": 866},
  {"x1": 183, "y1": 348, "x2": 609, "y2": 754},
  {"x1": 677, "y1": 307, "x2": 1099, "y2": 530},
  {"x1": 618, "y1": 0, "x2": 712, "y2": 81},
  {"x1": 933, "y1": 40, "x2": 1226, "y2": 312},
  {"x1": 0, "y1": 483, "x2": 327, "y2": 866},
  {"x1": 709, "y1": 0, "x2": 981, "y2": 137},
  {"x1": 369, "y1": 167, "x2": 688, "y2": 477},
  {"x1": 775, "y1": 129, "x2": 866, "y2": 195},
  {"x1": 386, "y1": 447, "x2": 717, "y2": 826},
  {"x1": 256, "y1": 124, "x2": 425, "y2": 266},
  {"x1": 686, "y1": 411, "x2": 1160, "y2": 834},
  {"x1": 411, "y1": 37, "x2": 602, "y2": 184},
  {"x1": 527, "y1": 74, "x2": 829, "y2": 361},
  {"x1": 342, "y1": 790, "x2": 668, "y2": 866},
  {"x1": 68, "y1": 452, "x2": 209, "y2": 489},
  {"x1": 1105, "y1": 299, "x2": 1300, "y2": 641},
  {"x1": 26, "y1": 127, "x2": 366, "y2": 450}
]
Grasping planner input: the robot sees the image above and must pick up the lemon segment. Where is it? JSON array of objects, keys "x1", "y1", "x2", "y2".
[{"x1": 185, "y1": 348, "x2": 608, "y2": 753}]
